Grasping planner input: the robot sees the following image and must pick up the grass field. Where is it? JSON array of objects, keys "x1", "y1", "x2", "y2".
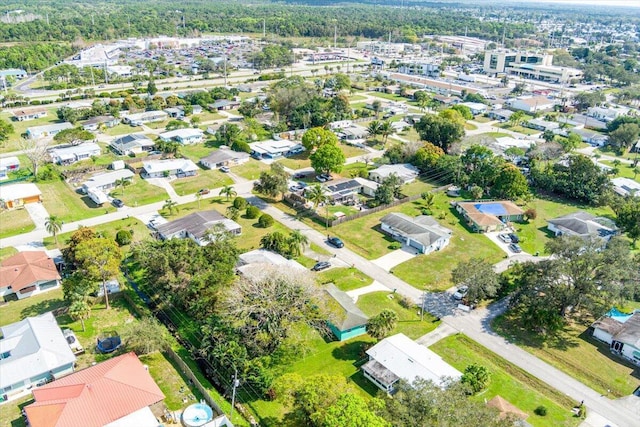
[
  {"x1": 316, "y1": 267, "x2": 373, "y2": 291},
  {"x1": 0, "y1": 108, "x2": 59, "y2": 153},
  {"x1": 366, "y1": 91, "x2": 408, "y2": 102},
  {"x1": 109, "y1": 178, "x2": 168, "y2": 207},
  {"x1": 0, "y1": 208, "x2": 35, "y2": 238},
  {"x1": 356, "y1": 291, "x2": 440, "y2": 339},
  {"x1": 44, "y1": 217, "x2": 151, "y2": 250},
  {"x1": 170, "y1": 169, "x2": 233, "y2": 196},
  {"x1": 498, "y1": 123, "x2": 540, "y2": 136},
  {"x1": 39, "y1": 180, "x2": 116, "y2": 222},
  {"x1": 493, "y1": 314, "x2": 640, "y2": 398},
  {"x1": 275, "y1": 152, "x2": 311, "y2": 170},
  {"x1": 102, "y1": 123, "x2": 143, "y2": 136},
  {"x1": 0, "y1": 246, "x2": 18, "y2": 261},
  {"x1": 600, "y1": 160, "x2": 640, "y2": 182},
  {"x1": 431, "y1": 334, "x2": 580, "y2": 427},
  {"x1": 178, "y1": 143, "x2": 215, "y2": 162},
  {"x1": 233, "y1": 159, "x2": 271, "y2": 180},
  {"x1": 0, "y1": 288, "x2": 66, "y2": 327}
]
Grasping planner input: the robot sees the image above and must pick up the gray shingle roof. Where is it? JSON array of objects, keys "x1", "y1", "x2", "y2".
[
  {"x1": 548, "y1": 211, "x2": 617, "y2": 238},
  {"x1": 381, "y1": 213, "x2": 451, "y2": 248},
  {"x1": 325, "y1": 283, "x2": 368, "y2": 331},
  {"x1": 156, "y1": 211, "x2": 240, "y2": 241}
]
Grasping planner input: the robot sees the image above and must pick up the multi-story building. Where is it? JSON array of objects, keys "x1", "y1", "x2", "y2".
[{"x1": 484, "y1": 50, "x2": 583, "y2": 83}]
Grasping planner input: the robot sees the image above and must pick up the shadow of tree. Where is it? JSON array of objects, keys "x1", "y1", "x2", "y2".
[
  {"x1": 331, "y1": 340, "x2": 370, "y2": 362},
  {"x1": 20, "y1": 298, "x2": 67, "y2": 320}
]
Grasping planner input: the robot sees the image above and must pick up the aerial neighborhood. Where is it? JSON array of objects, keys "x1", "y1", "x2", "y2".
[{"x1": 0, "y1": 1, "x2": 639, "y2": 427}]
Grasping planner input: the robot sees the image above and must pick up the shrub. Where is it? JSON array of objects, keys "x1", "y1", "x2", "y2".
[
  {"x1": 233, "y1": 197, "x2": 248, "y2": 210},
  {"x1": 388, "y1": 241, "x2": 402, "y2": 250},
  {"x1": 421, "y1": 208, "x2": 432, "y2": 216},
  {"x1": 397, "y1": 294, "x2": 414, "y2": 309},
  {"x1": 524, "y1": 208, "x2": 537, "y2": 220},
  {"x1": 461, "y1": 364, "x2": 491, "y2": 394},
  {"x1": 534, "y1": 405, "x2": 547, "y2": 416},
  {"x1": 115, "y1": 230, "x2": 132, "y2": 246},
  {"x1": 246, "y1": 205, "x2": 261, "y2": 219},
  {"x1": 258, "y1": 214, "x2": 274, "y2": 228}
]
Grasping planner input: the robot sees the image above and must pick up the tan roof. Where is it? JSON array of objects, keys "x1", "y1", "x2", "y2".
[
  {"x1": 457, "y1": 201, "x2": 524, "y2": 227},
  {"x1": 487, "y1": 395, "x2": 529, "y2": 419},
  {"x1": 0, "y1": 252, "x2": 60, "y2": 292},
  {"x1": 13, "y1": 108, "x2": 47, "y2": 117}
]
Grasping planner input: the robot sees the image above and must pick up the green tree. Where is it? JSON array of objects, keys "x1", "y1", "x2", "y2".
[
  {"x1": 302, "y1": 127, "x2": 338, "y2": 152},
  {"x1": 122, "y1": 317, "x2": 169, "y2": 355},
  {"x1": 219, "y1": 185, "x2": 237, "y2": 201},
  {"x1": 451, "y1": 104, "x2": 473, "y2": 120},
  {"x1": 366, "y1": 309, "x2": 398, "y2": 340},
  {"x1": 53, "y1": 128, "x2": 94, "y2": 146},
  {"x1": 0, "y1": 119, "x2": 14, "y2": 145},
  {"x1": 115, "y1": 178, "x2": 131, "y2": 196},
  {"x1": 379, "y1": 120, "x2": 393, "y2": 146},
  {"x1": 310, "y1": 142, "x2": 345, "y2": 175},
  {"x1": 322, "y1": 394, "x2": 389, "y2": 427},
  {"x1": 69, "y1": 297, "x2": 91, "y2": 332},
  {"x1": 162, "y1": 199, "x2": 179, "y2": 215},
  {"x1": 75, "y1": 237, "x2": 122, "y2": 310},
  {"x1": 413, "y1": 142, "x2": 445, "y2": 171},
  {"x1": 421, "y1": 191, "x2": 435, "y2": 211},
  {"x1": 226, "y1": 206, "x2": 240, "y2": 220},
  {"x1": 45, "y1": 215, "x2": 63, "y2": 244},
  {"x1": 469, "y1": 185, "x2": 483, "y2": 200},
  {"x1": 254, "y1": 163, "x2": 290, "y2": 199},
  {"x1": 62, "y1": 227, "x2": 97, "y2": 268},
  {"x1": 414, "y1": 114, "x2": 464, "y2": 152},
  {"x1": 258, "y1": 213, "x2": 274, "y2": 228},
  {"x1": 509, "y1": 110, "x2": 525, "y2": 127},
  {"x1": 371, "y1": 99, "x2": 382, "y2": 118},
  {"x1": 461, "y1": 364, "x2": 491, "y2": 394},
  {"x1": 491, "y1": 164, "x2": 530, "y2": 200},
  {"x1": 542, "y1": 129, "x2": 555, "y2": 143},
  {"x1": 375, "y1": 174, "x2": 403, "y2": 205},
  {"x1": 452, "y1": 258, "x2": 499, "y2": 302},
  {"x1": 260, "y1": 230, "x2": 290, "y2": 255},
  {"x1": 608, "y1": 123, "x2": 640, "y2": 154},
  {"x1": 611, "y1": 196, "x2": 640, "y2": 245},
  {"x1": 306, "y1": 183, "x2": 329, "y2": 209},
  {"x1": 287, "y1": 230, "x2": 309, "y2": 258},
  {"x1": 367, "y1": 120, "x2": 382, "y2": 142},
  {"x1": 147, "y1": 79, "x2": 157, "y2": 95}
]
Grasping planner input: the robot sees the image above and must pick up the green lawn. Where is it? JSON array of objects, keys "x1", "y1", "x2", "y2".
[
  {"x1": 464, "y1": 122, "x2": 478, "y2": 131},
  {"x1": 498, "y1": 123, "x2": 540, "y2": 135},
  {"x1": 102, "y1": 123, "x2": 143, "y2": 136},
  {"x1": 171, "y1": 169, "x2": 233, "y2": 196},
  {"x1": 348, "y1": 94, "x2": 367, "y2": 102},
  {"x1": 600, "y1": 160, "x2": 640, "y2": 182},
  {"x1": 0, "y1": 108, "x2": 59, "y2": 153},
  {"x1": 473, "y1": 116, "x2": 494, "y2": 123},
  {"x1": 109, "y1": 178, "x2": 168, "y2": 206},
  {"x1": 39, "y1": 180, "x2": 116, "y2": 222},
  {"x1": 316, "y1": 267, "x2": 373, "y2": 291},
  {"x1": 44, "y1": 217, "x2": 151, "y2": 250},
  {"x1": 356, "y1": 291, "x2": 440, "y2": 339},
  {"x1": 194, "y1": 111, "x2": 224, "y2": 123},
  {"x1": 0, "y1": 287, "x2": 66, "y2": 327},
  {"x1": 0, "y1": 208, "x2": 35, "y2": 238},
  {"x1": 339, "y1": 143, "x2": 368, "y2": 159},
  {"x1": 336, "y1": 162, "x2": 375, "y2": 179},
  {"x1": 493, "y1": 313, "x2": 640, "y2": 398},
  {"x1": 0, "y1": 394, "x2": 32, "y2": 427},
  {"x1": 366, "y1": 91, "x2": 408, "y2": 102},
  {"x1": 595, "y1": 148, "x2": 637, "y2": 162},
  {"x1": 233, "y1": 159, "x2": 271, "y2": 180},
  {"x1": 179, "y1": 143, "x2": 215, "y2": 162},
  {"x1": 512, "y1": 196, "x2": 615, "y2": 256},
  {"x1": 327, "y1": 204, "x2": 359, "y2": 217},
  {"x1": 0, "y1": 246, "x2": 18, "y2": 261},
  {"x1": 431, "y1": 334, "x2": 579, "y2": 427},
  {"x1": 401, "y1": 179, "x2": 436, "y2": 196},
  {"x1": 275, "y1": 152, "x2": 311, "y2": 170}
]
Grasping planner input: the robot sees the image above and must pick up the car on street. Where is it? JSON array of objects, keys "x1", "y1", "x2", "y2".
[
  {"x1": 508, "y1": 233, "x2": 520, "y2": 243},
  {"x1": 327, "y1": 236, "x2": 344, "y2": 248},
  {"x1": 112, "y1": 199, "x2": 124, "y2": 208},
  {"x1": 453, "y1": 285, "x2": 469, "y2": 300},
  {"x1": 219, "y1": 166, "x2": 230, "y2": 173},
  {"x1": 315, "y1": 174, "x2": 329, "y2": 182},
  {"x1": 509, "y1": 243, "x2": 522, "y2": 253},
  {"x1": 293, "y1": 172, "x2": 308, "y2": 179},
  {"x1": 311, "y1": 261, "x2": 331, "y2": 271},
  {"x1": 197, "y1": 188, "x2": 211, "y2": 196},
  {"x1": 498, "y1": 233, "x2": 512, "y2": 243}
]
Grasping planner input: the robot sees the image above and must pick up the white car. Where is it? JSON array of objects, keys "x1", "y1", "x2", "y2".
[
  {"x1": 498, "y1": 233, "x2": 512, "y2": 243},
  {"x1": 453, "y1": 286, "x2": 469, "y2": 300}
]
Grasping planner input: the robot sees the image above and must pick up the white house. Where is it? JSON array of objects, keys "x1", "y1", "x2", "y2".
[
  {"x1": 12, "y1": 108, "x2": 48, "y2": 122},
  {"x1": 0, "y1": 252, "x2": 61, "y2": 301},
  {"x1": 26, "y1": 122, "x2": 73, "y2": 139},
  {"x1": 81, "y1": 115, "x2": 119, "y2": 131},
  {"x1": 380, "y1": 213, "x2": 452, "y2": 254},
  {"x1": 156, "y1": 210, "x2": 241, "y2": 246},
  {"x1": 591, "y1": 309, "x2": 640, "y2": 366},
  {"x1": 547, "y1": 211, "x2": 618, "y2": 242},
  {"x1": 362, "y1": 333, "x2": 462, "y2": 393},
  {"x1": 369, "y1": 163, "x2": 419, "y2": 184},
  {"x1": 322, "y1": 178, "x2": 379, "y2": 202},
  {"x1": 526, "y1": 118, "x2": 560, "y2": 132},
  {"x1": 49, "y1": 142, "x2": 100, "y2": 165},
  {"x1": 509, "y1": 96, "x2": 557, "y2": 113},
  {"x1": 122, "y1": 110, "x2": 168, "y2": 126},
  {"x1": 237, "y1": 249, "x2": 305, "y2": 280},
  {"x1": 159, "y1": 128, "x2": 204, "y2": 145},
  {"x1": 0, "y1": 156, "x2": 20, "y2": 180},
  {"x1": 249, "y1": 139, "x2": 304, "y2": 159},
  {"x1": 586, "y1": 106, "x2": 629, "y2": 123},
  {"x1": 0, "y1": 312, "x2": 76, "y2": 397},
  {"x1": 612, "y1": 177, "x2": 640, "y2": 198},
  {"x1": 459, "y1": 102, "x2": 488, "y2": 115},
  {"x1": 110, "y1": 134, "x2": 155, "y2": 155},
  {"x1": 81, "y1": 169, "x2": 134, "y2": 195},
  {"x1": 141, "y1": 158, "x2": 198, "y2": 178},
  {"x1": 199, "y1": 148, "x2": 250, "y2": 169}
]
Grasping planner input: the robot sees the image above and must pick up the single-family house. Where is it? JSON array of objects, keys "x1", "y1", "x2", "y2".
[
  {"x1": 509, "y1": 96, "x2": 557, "y2": 113},
  {"x1": 590, "y1": 308, "x2": 640, "y2": 366},
  {"x1": 0, "y1": 183, "x2": 42, "y2": 209},
  {"x1": 0, "y1": 312, "x2": 76, "y2": 397},
  {"x1": 487, "y1": 108, "x2": 513, "y2": 122},
  {"x1": 454, "y1": 200, "x2": 524, "y2": 232},
  {"x1": 249, "y1": 139, "x2": 304, "y2": 159},
  {"x1": 122, "y1": 110, "x2": 168, "y2": 126},
  {"x1": 81, "y1": 115, "x2": 119, "y2": 131},
  {"x1": 12, "y1": 108, "x2": 48, "y2": 122},
  {"x1": 110, "y1": 134, "x2": 155, "y2": 155},
  {"x1": 25, "y1": 352, "x2": 165, "y2": 427},
  {"x1": 547, "y1": 211, "x2": 619, "y2": 241},
  {"x1": 237, "y1": 249, "x2": 305, "y2": 280},
  {"x1": 163, "y1": 107, "x2": 185, "y2": 118},
  {"x1": 586, "y1": 106, "x2": 628, "y2": 123},
  {"x1": 526, "y1": 118, "x2": 560, "y2": 132},
  {"x1": 391, "y1": 120, "x2": 411, "y2": 133},
  {"x1": 159, "y1": 128, "x2": 204, "y2": 145},
  {"x1": 208, "y1": 99, "x2": 240, "y2": 111},
  {"x1": 362, "y1": 333, "x2": 462, "y2": 393},
  {"x1": 459, "y1": 102, "x2": 488, "y2": 115},
  {"x1": 380, "y1": 213, "x2": 452, "y2": 254},
  {"x1": 337, "y1": 125, "x2": 369, "y2": 141},
  {"x1": 81, "y1": 169, "x2": 135, "y2": 206},
  {"x1": 0, "y1": 156, "x2": 20, "y2": 180},
  {"x1": 612, "y1": 177, "x2": 640, "y2": 198},
  {"x1": 156, "y1": 210, "x2": 241, "y2": 246},
  {"x1": 49, "y1": 142, "x2": 100, "y2": 165},
  {"x1": 141, "y1": 158, "x2": 198, "y2": 178},
  {"x1": 325, "y1": 284, "x2": 369, "y2": 341},
  {"x1": 323, "y1": 178, "x2": 375, "y2": 203},
  {"x1": 565, "y1": 128, "x2": 609, "y2": 147},
  {"x1": 0, "y1": 252, "x2": 61, "y2": 301},
  {"x1": 26, "y1": 122, "x2": 73, "y2": 139},
  {"x1": 199, "y1": 148, "x2": 250, "y2": 169},
  {"x1": 369, "y1": 163, "x2": 419, "y2": 184}
]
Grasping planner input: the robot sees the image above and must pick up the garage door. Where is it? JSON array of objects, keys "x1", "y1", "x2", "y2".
[
  {"x1": 408, "y1": 238, "x2": 424, "y2": 252},
  {"x1": 23, "y1": 195, "x2": 40, "y2": 204}
]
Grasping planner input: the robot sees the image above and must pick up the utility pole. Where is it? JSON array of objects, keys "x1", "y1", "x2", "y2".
[
  {"x1": 420, "y1": 290, "x2": 426, "y2": 321},
  {"x1": 224, "y1": 54, "x2": 227, "y2": 87},
  {"x1": 263, "y1": 19, "x2": 266, "y2": 38},
  {"x1": 334, "y1": 25, "x2": 337, "y2": 50},
  {"x1": 229, "y1": 369, "x2": 240, "y2": 423}
]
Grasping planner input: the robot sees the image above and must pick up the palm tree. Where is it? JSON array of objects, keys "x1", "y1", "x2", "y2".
[
  {"x1": 287, "y1": 230, "x2": 309, "y2": 257},
  {"x1": 226, "y1": 206, "x2": 240, "y2": 220},
  {"x1": 69, "y1": 297, "x2": 91, "y2": 332},
  {"x1": 371, "y1": 100, "x2": 382, "y2": 119},
  {"x1": 219, "y1": 185, "x2": 237, "y2": 201},
  {"x1": 115, "y1": 178, "x2": 131, "y2": 196},
  {"x1": 421, "y1": 192, "x2": 435, "y2": 211},
  {"x1": 366, "y1": 309, "x2": 399, "y2": 340},
  {"x1": 195, "y1": 192, "x2": 202, "y2": 209},
  {"x1": 633, "y1": 166, "x2": 640, "y2": 179},
  {"x1": 379, "y1": 121, "x2": 393, "y2": 146},
  {"x1": 306, "y1": 183, "x2": 329, "y2": 209},
  {"x1": 367, "y1": 120, "x2": 382, "y2": 142},
  {"x1": 45, "y1": 215, "x2": 63, "y2": 244},
  {"x1": 162, "y1": 199, "x2": 178, "y2": 215}
]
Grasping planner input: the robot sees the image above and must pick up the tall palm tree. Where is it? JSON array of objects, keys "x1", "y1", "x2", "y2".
[
  {"x1": 421, "y1": 192, "x2": 435, "y2": 211},
  {"x1": 367, "y1": 120, "x2": 382, "y2": 142},
  {"x1": 306, "y1": 183, "x2": 329, "y2": 209},
  {"x1": 69, "y1": 297, "x2": 91, "y2": 332},
  {"x1": 45, "y1": 215, "x2": 63, "y2": 244},
  {"x1": 219, "y1": 185, "x2": 237, "y2": 201},
  {"x1": 379, "y1": 121, "x2": 393, "y2": 146},
  {"x1": 162, "y1": 199, "x2": 178, "y2": 215},
  {"x1": 195, "y1": 192, "x2": 202, "y2": 209},
  {"x1": 115, "y1": 178, "x2": 131, "y2": 196},
  {"x1": 288, "y1": 230, "x2": 309, "y2": 257}
]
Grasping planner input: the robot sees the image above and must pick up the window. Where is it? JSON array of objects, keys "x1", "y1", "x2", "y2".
[{"x1": 0, "y1": 351, "x2": 11, "y2": 360}]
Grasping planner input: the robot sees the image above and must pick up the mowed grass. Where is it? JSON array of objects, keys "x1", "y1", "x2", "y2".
[
  {"x1": 600, "y1": 160, "x2": 640, "y2": 182},
  {"x1": 275, "y1": 152, "x2": 311, "y2": 170},
  {"x1": 0, "y1": 394, "x2": 32, "y2": 427},
  {"x1": 39, "y1": 180, "x2": 116, "y2": 222},
  {"x1": 109, "y1": 178, "x2": 168, "y2": 206},
  {"x1": 233, "y1": 159, "x2": 271, "y2": 180},
  {"x1": 0, "y1": 246, "x2": 18, "y2": 261},
  {"x1": 316, "y1": 267, "x2": 373, "y2": 291},
  {"x1": 0, "y1": 208, "x2": 35, "y2": 238},
  {"x1": 44, "y1": 217, "x2": 152, "y2": 250},
  {"x1": 0, "y1": 287, "x2": 66, "y2": 327},
  {"x1": 170, "y1": 169, "x2": 233, "y2": 196},
  {"x1": 357, "y1": 291, "x2": 440, "y2": 339},
  {"x1": 0, "y1": 108, "x2": 59, "y2": 153},
  {"x1": 493, "y1": 313, "x2": 640, "y2": 397},
  {"x1": 511, "y1": 195, "x2": 615, "y2": 256},
  {"x1": 178, "y1": 143, "x2": 216, "y2": 162},
  {"x1": 431, "y1": 334, "x2": 579, "y2": 427},
  {"x1": 101, "y1": 123, "x2": 143, "y2": 136}
]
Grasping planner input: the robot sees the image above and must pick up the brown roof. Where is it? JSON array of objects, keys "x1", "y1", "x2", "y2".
[
  {"x1": 487, "y1": 395, "x2": 529, "y2": 420},
  {"x1": 25, "y1": 352, "x2": 165, "y2": 427},
  {"x1": 0, "y1": 251, "x2": 60, "y2": 292},
  {"x1": 456, "y1": 201, "x2": 524, "y2": 227},
  {"x1": 13, "y1": 108, "x2": 47, "y2": 117}
]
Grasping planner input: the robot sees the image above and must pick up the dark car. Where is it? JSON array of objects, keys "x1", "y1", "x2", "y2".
[
  {"x1": 293, "y1": 172, "x2": 308, "y2": 179},
  {"x1": 312, "y1": 261, "x2": 331, "y2": 271},
  {"x1": 112, "y1": 199, "x2": 124, "y2": 208},
  {"x1": 327, "y1": 237, "x2": 344, "y2": 248},
  {"x1": 508, "y1": 233, "x2": 520, "y2": 243},
  {"x1": 508, "y1": 243, "x2": 522, "y2": 253},
  {"x1": 197, "y1": 188, "x2": 211, "y2": 195}
]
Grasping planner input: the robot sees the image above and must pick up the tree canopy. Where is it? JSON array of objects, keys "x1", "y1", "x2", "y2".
[{"x1": 414, "y1": 114, "x2": 465, "y2": 153}]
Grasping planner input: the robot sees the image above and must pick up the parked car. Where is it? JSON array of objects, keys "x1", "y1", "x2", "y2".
[
  {"x1": 219, "y1": 166, "x2": 230, "y2": 173},
  {"x1": 315, "y1": 174, "x2": 329, "y2": 182},
  {"x1": 327, "y1": 236, "x2": 344, "y2": 248},
  {"x1": 498, "y1": 233, "x2": 512, "y2": 243},
  {"x1": 312, "y1": 261, "x2": 331, "y2": 271},
  {"x1": 293, "y1": 172, "x2": 309, "y2": 179},
  {"x1": 453, "y1": 285, "x2": 469, "y2": 300},
  {"x1": 509, "y1": 243, "x2": 522, "y2": 253},
  {"x1": 289, "y1": 184, "x2": 303, "y2": 192},
  {"x1": 508, "y1": 233, "x2": 520, "y2": 243},
  {"x1": 112, "y1": 199, "x2": 124, "y2": 208},
  {"x1": 197, "y1": 188, "x2": 210, "y2": 195}
]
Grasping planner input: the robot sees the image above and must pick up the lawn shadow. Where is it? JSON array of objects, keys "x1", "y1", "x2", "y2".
[
  {"x1": 349, "y1": 370, "x2": 381, "y2": 397},
  {"x1": 331, "y1": 340, "x2": 369, "y2": 361},
  {"x1": 581, "y1": 330, "x2": 640, "y2": 380},
  {"x1": 20, "y1": 297, "x2": 67, "y2": 319}
]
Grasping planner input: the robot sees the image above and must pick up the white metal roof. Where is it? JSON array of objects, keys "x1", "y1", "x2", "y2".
[
  {"x1": 49, "y1": 142, "x2": 100, "y2": 159},
  {"x1": 0, "y1": 156, "x2": 20, "y2": 168},
  {"x1": 142, "y1": 159, "x2": 198, "y2": 174},
  {"x1": 159, "y1": 128, "x2": 203, "y2": 140},
  {"x1": 249, "y1": 139, "x2": 302, "y2": 155},
  {"x1": 82, "y1": 169, "x2": 134, "y2": 190},
  {"x1": 0, "y1": 183, "x2": 41, "y2": 200}
]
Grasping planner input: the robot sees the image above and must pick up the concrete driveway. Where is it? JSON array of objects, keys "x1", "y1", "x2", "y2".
[
  {"x1": 24, "y1": 203, "x2": 51, "y2": 231},
  {"x1": 371, "y1": 246, "x2": 418, "y2": 271},
  {"x1": 484, "y1": 230, "x2": 521, "y2": 257}
]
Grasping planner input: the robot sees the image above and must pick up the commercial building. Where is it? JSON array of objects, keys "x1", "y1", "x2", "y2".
[
  {"x1": 483, "y1": 50, "x2": 582, "y2": 83},
  {"x1": 508, "y1": 96, "x2": 557, "y2": 113},
  {"x1": 386, "y1": 73, "x2": 485, "y2": 97}
]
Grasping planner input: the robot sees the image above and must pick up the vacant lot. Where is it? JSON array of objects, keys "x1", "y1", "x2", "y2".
[
  {"x1": 109, "y1": 178, "x2": 168, "y2": 207},
  {"x1": 44, "y1": 217, "x2": 151, "y2": 250},
  {"x1": 233, "y1": 159, "x2": 271, "y2": 180},
  {"x1": 40, "y1": 180, "x2": 116, "y2": 222},
  {"x1": 170, "y1": 169, "x2": 233, "y2": 196},
  {"x1": 0, "y1": 207, "x2": 35, "y2": 238},
  {"x1": 316, "y1": 267, "x2": 373, "y2": 291}
]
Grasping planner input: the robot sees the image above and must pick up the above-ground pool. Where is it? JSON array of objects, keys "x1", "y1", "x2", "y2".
[{"x1": 182, "y1": 402, "x2": 214, "y2": 427}]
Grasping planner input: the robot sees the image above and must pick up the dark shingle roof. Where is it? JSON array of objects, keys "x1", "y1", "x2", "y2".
[
  {"x1": 381, "y1": 213, "x2": 451, "y2": 248},
  {"x1": 325, "y1": 284, "x2": 368, "y2": 331}
]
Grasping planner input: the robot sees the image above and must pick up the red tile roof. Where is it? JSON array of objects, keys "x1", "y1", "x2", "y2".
[
  {"x1": 25, "y1": 352, "x2": 164, "y2": 427},
  {"x1": 0, "y1": 251, "x2": 60, "y2": 292}
]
